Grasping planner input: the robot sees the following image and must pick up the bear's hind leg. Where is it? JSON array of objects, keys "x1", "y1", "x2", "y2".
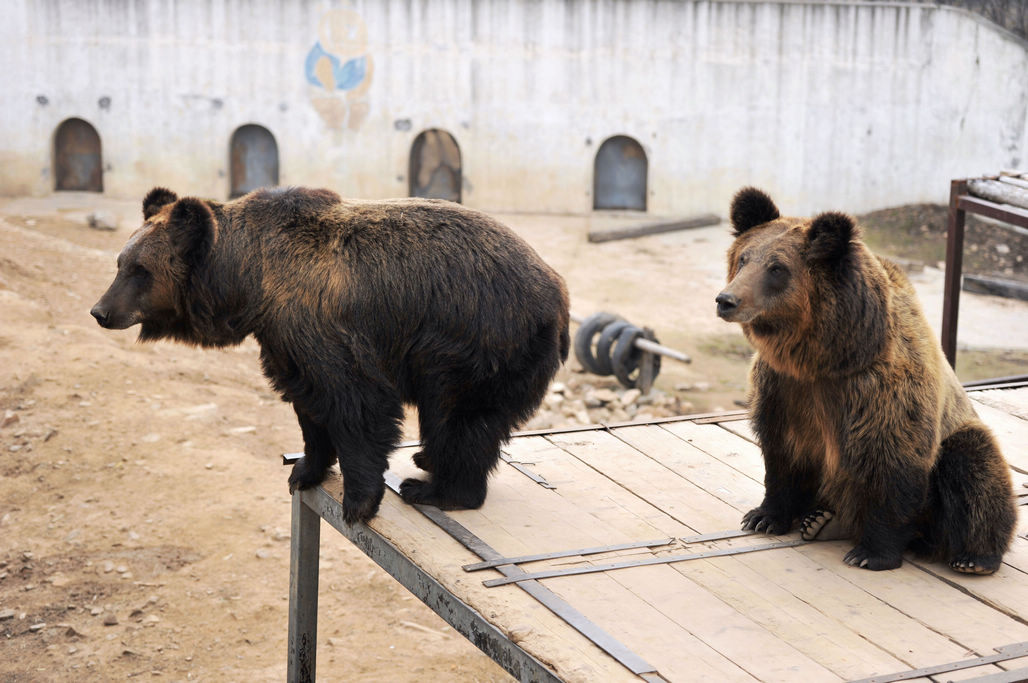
[
  {"x1": 929, "y1": 424, "x2": 1015, "y2": 575},
  {"x1": 800, "y1": 509, "x2": 848, "y2": 541},
  {"x1": 400, "y1": 409, "x2": 509, "y2": 510}
]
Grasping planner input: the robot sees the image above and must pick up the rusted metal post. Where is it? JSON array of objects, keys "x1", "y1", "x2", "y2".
[
  {"x1": 941, "y1": 179, "x2": 968, "y2": 369},
  {"x1": 288, "y1": 490, "x2": 320, "y2": 683}
]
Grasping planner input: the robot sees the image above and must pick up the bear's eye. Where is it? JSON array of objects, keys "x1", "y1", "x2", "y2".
[
  {"x1": 767, "y1": 263, "x2": 788, "y2": 276},
  {"x1": 738, "y1": 254, "x2": 749, "y2": 266},
  {"x1": 131, "y1": 265, "x2": 151, "y2": 282}
]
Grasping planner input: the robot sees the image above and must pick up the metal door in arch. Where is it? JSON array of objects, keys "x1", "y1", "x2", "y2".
[
  {"x1": 230, "y1": 125, "x2": 279, "y2": 198},
  {"x1": 54, "y1": 118, "x2": 103, "y2": 192},
  {"x1": 409, "y1": 129, "x2": 461, "y2": 203},
  {"x1": 593, "y1": 135, "x2": 647, "y2": 211}
]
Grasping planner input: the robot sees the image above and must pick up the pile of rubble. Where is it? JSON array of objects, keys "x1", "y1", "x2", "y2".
[{"x1": 523, "y1": 370, "x2": 706, "y2": 432}]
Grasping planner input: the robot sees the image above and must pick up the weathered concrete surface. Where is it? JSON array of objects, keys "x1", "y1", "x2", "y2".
[{"x1": 2, "y1": 1, "x2": 1027, "y2": 216}]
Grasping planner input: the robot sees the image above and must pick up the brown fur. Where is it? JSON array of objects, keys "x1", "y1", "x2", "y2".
[
  {"x1": 92, "y1": 186, "x2": 570, "y2": 523},
  {"x1": 717, "y1": 187, "x2": 1016, "y2": 573}
]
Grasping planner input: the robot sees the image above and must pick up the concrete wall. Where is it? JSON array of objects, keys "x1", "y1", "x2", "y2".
[{"x1": 2, "y1": 0, "x2": 1027, "y2": 216}]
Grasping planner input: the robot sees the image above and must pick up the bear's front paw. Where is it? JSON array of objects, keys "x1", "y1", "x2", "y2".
[
  {"x1": 843, "y1": 544, "x2": 902, "y2": 571},
  {"x1": 287, "y1": 457, "x2": 329, "y2": 494},
  {"x1": 741, "y1": 507, "x2": 791, "y2": 535}
]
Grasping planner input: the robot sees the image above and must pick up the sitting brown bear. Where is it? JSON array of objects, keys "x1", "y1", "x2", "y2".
[
  {"x1": 91, "y1": 187, "x2": 569, "y2": 523},
  {"x1": 716, "y1": 187, "x2": 1015, "y2": 573}
]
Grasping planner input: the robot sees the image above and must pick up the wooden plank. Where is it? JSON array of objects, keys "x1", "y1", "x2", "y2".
[
  {"x1": 672, "y1": 555, "x2": 913, "y2": 680},
  {"x1": 969, "y1": 398, "x2": 1028, "y2": 473},
  {"x1": 544, "y1": 429, "x2": 744, "y2": 531},
  {"x1": 608, "y1": 423, "x2": 765, "y2": 512},
  {"x1": 719, "y1": 418, "x2": 759, "y2": 446},
  {"x1": 731, "y1": 544, "x2": 1013, "y2": 676},
  {"x1": 572, "y1": 426, "x2": 1028, "y2": 678},
  {"x1": 501, "y1": 434, "x2": 896, "y2": 678},
  {"x1": 442, "y1": 443, "x2": 774, "y2": 681},
  {"x1": 502, "y1": 435, "x2": 696, "y2": 539},
  {"x1": 353, "y1": 458, "x2": 643, "y2": 683},
  {"x1": 972, "y1": 387, "x2": 1028, "y2": 420},
  {"x1": 657, "y1": 420, "x2": 767, "y2": 484},
  {"x1": 540, "y1": 429, "x2": 1008, "y2": 681},
  {"x1": 596, "y1": 565, "x2": 841, "y2": 682},
  {"x1": 795, "y1": 541, "x2": 1028, "y2": 656},
  {"x1": 497, "y1": 434, "x2": 864, "y2": 681}
]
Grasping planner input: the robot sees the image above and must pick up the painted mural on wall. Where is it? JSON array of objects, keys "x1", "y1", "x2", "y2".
[{"x1": 305, "y1": 7, "x2": 373, "y2": 132}]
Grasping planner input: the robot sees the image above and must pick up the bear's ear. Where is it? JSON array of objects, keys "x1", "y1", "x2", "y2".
[
  {"x1": 143, "y1": 187, "x2": 178, "y2": 220},
  {"x1": 167, "y1": 197, "x2": 217, "y2": 266},
  {"x1": 806, "y1": 211, "x2": 855, "y2": 263},
  {"x1": 729, "y1": 187, "x2": 780, "y2": 236}
]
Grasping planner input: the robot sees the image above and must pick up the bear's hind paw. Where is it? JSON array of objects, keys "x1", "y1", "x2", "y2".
[
  {"x1": 800, "y1": 509, "x2": 845, "y2": 541},
  {"x1": 399, "y1": 477, "x2": 485, "y2": 511},
  {"x1": 950, "y1": 554, "x2": 1001, "y2": 575}
]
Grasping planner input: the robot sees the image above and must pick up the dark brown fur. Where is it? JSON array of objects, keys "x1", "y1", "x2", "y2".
[
  {"x1": 92, "y1": 186, "x2": 570, "y2": 523},
  {"x1": 716, "y1": 187, "x2": 1016, "y2": 573}
]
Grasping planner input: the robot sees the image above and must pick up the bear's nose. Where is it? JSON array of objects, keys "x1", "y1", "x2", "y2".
[
  {"x1": 715, "y1": 292, "x2": 739, "y2": 318},
  {"x1": 91, "y1": 306, "x2": 110, "y2": 328}
]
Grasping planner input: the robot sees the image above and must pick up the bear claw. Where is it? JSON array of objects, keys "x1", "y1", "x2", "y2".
[
  {"x1": 287, "y1": 457, "x2": 329, "y2": 494},
  {"x1": 741, "y1": 507, "x2": 791, "y2": 535},
  {"x1": 844, "y1": 544, "x2": 903, "y2": 571},
  {"x1": 800, "y1": 509, "x2": 845, "y2": 541},
  {"x1": 950, "y1": 554, "x2": 1000, "y2": 575}
]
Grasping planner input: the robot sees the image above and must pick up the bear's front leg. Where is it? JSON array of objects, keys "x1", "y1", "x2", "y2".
[
  {"x1": 288, "y1": 408, "x2": 337, "y2": 493},
  {"x1": 743, "y1": 455, "x2": 821, "y2": 536},
  {"x1": 843, "y1": 518, "x2": 916, "y2": 571},
  {"x1": 841, "y1": 442, "x2": 928, "y2": 571}
]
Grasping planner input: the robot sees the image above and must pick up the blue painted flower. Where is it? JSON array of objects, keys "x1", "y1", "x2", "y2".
[{"x1": 305, "y1": 42, "x2": 367, "y2": 91}]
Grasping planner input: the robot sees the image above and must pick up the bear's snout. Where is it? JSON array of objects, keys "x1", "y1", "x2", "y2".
[
  {"x1": 90, "y1": 304, "x2": 109, "y2": 327},
  {"x1": 716, "y1": 291, "x2": 740, "y2": 320}
]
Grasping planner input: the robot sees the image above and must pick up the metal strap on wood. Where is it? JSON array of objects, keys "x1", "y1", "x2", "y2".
[
  {"x1": 464, "y1": 537, "x2": 676, "y2": 572},
  {"x1": 499, "y1": 452, "x2": 557, "y2": 489},
  {"x1": 848, "y1": 641, "x2": 1028, "y2": 683},
  {"x1": 463, "y1": 529, "x2": 757, "y2": 573},
  {"x1": 379, "y1": 472, "x2": 664, "y2": 681},
  {"x1": 481, "y1": 539, "x2": 806, "y2": 588}
]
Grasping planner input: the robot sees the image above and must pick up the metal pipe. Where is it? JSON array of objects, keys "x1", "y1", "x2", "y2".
[{"x1": 570, "y1": 311, "x2": 691, "y2": 363}]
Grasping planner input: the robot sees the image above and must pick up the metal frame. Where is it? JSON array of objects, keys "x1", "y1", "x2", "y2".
[
  {"x1": 848, "y1": 641, "x2": 1028, "y2": 683},
  {"x1": 287, "y1": 485, "x2": 561, "y2": 683},
  {"x1": 942, "y1": 179, "x2": 1028, "y2": 367}
]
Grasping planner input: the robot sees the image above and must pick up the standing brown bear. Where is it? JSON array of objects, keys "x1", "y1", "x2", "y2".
[
  {"x1": 716, "y1": 187, "x2": 1015, "y2": 573},
  {"x1": 91, "y1": 187, "x2": 570, "y2": 523}
]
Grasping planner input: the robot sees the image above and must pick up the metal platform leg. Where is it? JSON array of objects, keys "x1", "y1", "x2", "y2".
[
  {"x1": 942, "y1": 178, "x2": 968, "y2": 368},
  {"x1": 288, "y1": 490, "x2": 321, "y2": 683}
]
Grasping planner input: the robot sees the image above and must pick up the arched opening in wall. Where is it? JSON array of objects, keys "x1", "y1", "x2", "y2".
[
  {"x1": 229, "y1": 124, "x2": 279, "y2": 198},
  {"x1": 54, "y1": 118, "x2": 103, "y2": 192},
  {"x1": 593, "y1": 135, "x2": 647, "y2": 211},
  {"x1": 409, "y1": 129, "x2": 461, "y2": 203}
]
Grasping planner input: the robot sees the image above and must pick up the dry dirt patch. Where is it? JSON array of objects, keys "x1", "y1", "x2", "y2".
[{"x1": 1, "y1": 195, "x2": 1025, "y2": 681}]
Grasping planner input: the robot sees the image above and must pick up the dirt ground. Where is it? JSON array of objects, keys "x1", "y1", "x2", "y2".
[{"x1": 1, "y1": 192, "x2": 1026, "y2": 681}]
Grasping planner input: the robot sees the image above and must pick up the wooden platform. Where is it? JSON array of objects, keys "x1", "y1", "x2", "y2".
[{"x1": 287, "y1": 387, "x2": 1028, "y2": 683}]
